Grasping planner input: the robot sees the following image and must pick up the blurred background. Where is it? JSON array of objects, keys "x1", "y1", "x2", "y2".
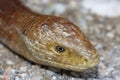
[{"x1": 0, "y1": 0, "x2": 120, "y2": 80}]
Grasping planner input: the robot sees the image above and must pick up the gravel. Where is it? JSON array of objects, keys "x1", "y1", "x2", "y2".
[{"x1": 0, "y1": 0, "x2": 120, "y2": 80}]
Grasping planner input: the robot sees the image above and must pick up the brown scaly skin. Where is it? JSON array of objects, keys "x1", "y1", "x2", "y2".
[{"x1": 0, "y1": 0, "x2": 99, "y2": 71}]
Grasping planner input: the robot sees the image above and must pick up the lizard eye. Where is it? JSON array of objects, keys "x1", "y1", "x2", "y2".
[{"x1": 55, "y1": 45, "x2": 65, "y2": 53}]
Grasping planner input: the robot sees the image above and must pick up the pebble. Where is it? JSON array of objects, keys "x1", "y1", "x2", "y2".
[
  {"x1": 81, "y1": 0, "x2": 120, "y2": 17},
  {"x1": 96, "y1": 44, "x2": 104, "y2": 49},
  {"x1": 41, "y1": 0, "x2": 49, "y2": 4},
  {"x1": 106, "y1": 32, "x2": 114, "y2": 38},
  {"x1": 46, "y1": 70, "x2": 55, "y2": 76},
  {"x1": 52, "y1": 76, "x2": 57, "y2": 80},
  {"x1": 78, "y1": 18, "x2": 88, "y2": 29},
  {"x1": 20, "y1": 66, "x2": 27, "y2": 72},
  {"x1": 69, "y1": 1, "x2": 77, "y2": 8},
  {"x1": 0, "y1": 44, "x2": 3, "y2": 49},
  {"x1": 0, "y1": 68, "x2": 4, "y2": 74},
  {"x1": 6, "y1": 60, "x2": 14, "y2": 65},
  {"x1": 51, "y1": 3, "x2": 66, "y2": 14}
]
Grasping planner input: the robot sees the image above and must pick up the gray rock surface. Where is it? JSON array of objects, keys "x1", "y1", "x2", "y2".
[{"x1": 0, "y1": 0, "x2": 120, "y2": 80}]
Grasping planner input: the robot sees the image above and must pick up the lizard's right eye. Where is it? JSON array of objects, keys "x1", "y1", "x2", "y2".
[{"x1": 55, "y1": 45, "x2": 65, "y2": 53}]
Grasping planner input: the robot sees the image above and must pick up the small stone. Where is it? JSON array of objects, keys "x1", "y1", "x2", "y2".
[
  {"x1": 52, "y1": 76, "x2": 57, "y2": 80},
  {"x1": 46, "y1": 70, "x2": 55, "y2": 76},
  {"x1": 6, "y1": 60, "x2": 14, "y2": 65},
  {"x1": 81, "y1": 0, "x2": 120, "y2": 17},
  {"x1": 51, "y1": 3, "x2": 66, "y2": 14},
  {"x1": 96, "y1": 44, "x2": 104, "y2": 49},
  {"x1": 78, "y1": 18, "x2": 87, "y2": 29},
  {"x1": 106, "y1": 32, "x2": 114, "y2": 38},
  {"x1": 14, "y1": 76, "x2": 21, "y2": 80},
  {"x1": 86, "y1": 15, "x2": 94, "y2": 21},
  {"x1": 69, "y1": 1, "x2": 77, "y2": 8},
  {"x1": 0, "y1": 68, "x2": 4, "y2": 74},
  {"x1": 0, "y1": 44, "x2": 3, "y2": 48},
  {"x1": 20, "y1": 66, "x2": 27, "y2": 72},
  {"x1": 41, "y1": 0, "x2": 49, "y2": 4}
]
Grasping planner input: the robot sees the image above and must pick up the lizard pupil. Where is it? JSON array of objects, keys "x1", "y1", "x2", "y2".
[{"x1": 55, "y1": 46, "x2": 65, "y2": 53}]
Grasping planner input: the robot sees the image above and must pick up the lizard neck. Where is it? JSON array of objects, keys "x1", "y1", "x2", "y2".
[{"x1": 0, "y1": 0, "x2": 23, "y2": 16}]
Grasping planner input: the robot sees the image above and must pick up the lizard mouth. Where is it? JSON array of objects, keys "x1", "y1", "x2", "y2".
[{"x1": 32, "y1": 53, "x2": 99, "y2": 72}]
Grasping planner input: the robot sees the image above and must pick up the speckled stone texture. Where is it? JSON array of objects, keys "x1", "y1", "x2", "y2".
[{"x1": 0, "y1": 0, "x2": 120, "y2": 80}]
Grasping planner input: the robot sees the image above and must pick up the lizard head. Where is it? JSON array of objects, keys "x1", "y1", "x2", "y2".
[{"x1": 24, "y1": 16, "x2": 99, "y2": 72}]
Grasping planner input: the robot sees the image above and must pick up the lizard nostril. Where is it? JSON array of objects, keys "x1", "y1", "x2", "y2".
[{"x1": 85, "y1": 58, "x2": 88, "y2": 62}]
